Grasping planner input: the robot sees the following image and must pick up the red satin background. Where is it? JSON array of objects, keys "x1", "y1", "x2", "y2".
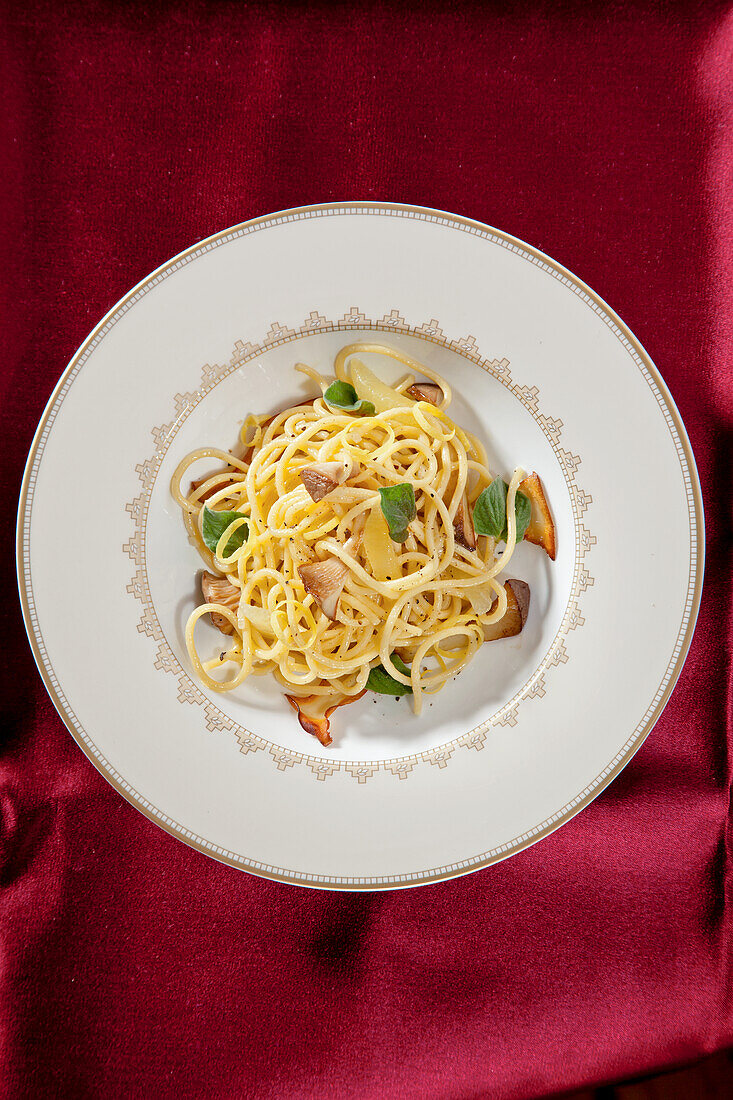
[{"x1": 2, "y1": 2, "x2": 731, "y2": 1097}]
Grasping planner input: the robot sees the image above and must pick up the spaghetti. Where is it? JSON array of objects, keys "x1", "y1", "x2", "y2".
[{"x1": 171, "y1": 343, "x2": 554, "y2": 745}]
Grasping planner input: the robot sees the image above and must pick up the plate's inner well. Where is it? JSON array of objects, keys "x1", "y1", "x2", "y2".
[{"x1": 145, "y1": 330, "x2": 576, "y2": 762}]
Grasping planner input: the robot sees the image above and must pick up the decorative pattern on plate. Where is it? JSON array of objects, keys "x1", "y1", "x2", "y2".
[
  {"x1": 19, "y1": 205, "x2": 702, "y2": 886},
  {"x1": 125, "y1": 310, "x2": 594, "y2": 782}
]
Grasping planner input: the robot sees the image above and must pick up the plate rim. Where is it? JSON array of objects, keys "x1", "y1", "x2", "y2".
[{"x1": 15, "y1": 201, "x2": 706, "y2": 890}]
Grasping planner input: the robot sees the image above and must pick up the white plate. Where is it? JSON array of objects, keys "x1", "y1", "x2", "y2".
[{"x1": 17, "y1": 204, "x2": 704, "y2": 889}]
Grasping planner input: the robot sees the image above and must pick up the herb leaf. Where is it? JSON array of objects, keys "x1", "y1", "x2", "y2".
[
  {"x1": 324, "y1": 380, "x2": 376, "y2": 417},
  {"x1": 472, "y1": 477, "x2": 507, "y2": 540},
  {"x1": 202, "y1": 506, "x2": 249, "y2": 556},
  {"x1": 378, "y1": 483, "x2": 417, "y2": 543},
  {"x1": 513, "y1": 490, "x2": 532, "y2": 544},
  {"x1": 367, "y1": 654, "x2": 413, "y2": 696},
  {"x1": 473, "y1": 477, "x2": 532, "y2": 544}
]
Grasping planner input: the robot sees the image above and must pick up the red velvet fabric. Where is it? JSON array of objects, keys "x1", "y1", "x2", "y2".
[{"x1": 2, "y1": 2, "x2": 731, "y2": 1096}]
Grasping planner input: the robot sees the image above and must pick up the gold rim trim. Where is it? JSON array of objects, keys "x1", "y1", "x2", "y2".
[{"x1": 16, "y1": 203, "x2": 705, "y2": 890}]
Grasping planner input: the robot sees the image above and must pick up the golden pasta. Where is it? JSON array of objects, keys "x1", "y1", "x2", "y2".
[{"x1": 171, "y1": 343, "x2": 549, "y2": 745}]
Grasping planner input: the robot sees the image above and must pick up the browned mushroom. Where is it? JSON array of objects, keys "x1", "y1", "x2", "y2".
[
  {"x1": 453, "y1": 492, "x2": 476, "y2": 551},
  {"x1": 406, "y1": 382, "x2": 444, "y2": 405},
  {"x1": 298, "y1": 558, "x2": 350, "y2": 620},
  {"x1": 482, "y1": 579, "x2": 530, "y2": 641},
  {"x1": 201, "y1": 571, "x2": 240, "y2": 635},
  {"x1": 519, "y1": 473, "x2": 556, "y2": 560},
  {"x1": 299, "y1": 456, "x2": 357, "y2": 503},
  {"x1": 285, "y1": 689, "x2": 367, "y2": 746}
]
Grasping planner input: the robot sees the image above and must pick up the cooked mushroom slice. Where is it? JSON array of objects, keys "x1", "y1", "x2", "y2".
[
  {"x1": 300, "y1": 465, "x2": 340, "y2": 502},
  {"x1": 299, "y1": 456, "x2": 357, "y2": 503},
  {"x1": 201, "y1": 571, "x2": 240, "y2": 635},
  {"x1": 519, "y1": 472, "x2": 556, "y2": 560},
  {"x1": 285, "y1": 689, "x2": 367, "y2": 747},
  {"x1": 453, "y1": 492, "x2": 476, "y2": 551},
  {"x1": 482, "y1": 579, "x2": 530, "y2": 641},
  {"x1": 298, "y1": 558, "x2": 350, "y2": 620},
  {"x1": 406, "y1": 382, "x2": 444, "y2": 406}
]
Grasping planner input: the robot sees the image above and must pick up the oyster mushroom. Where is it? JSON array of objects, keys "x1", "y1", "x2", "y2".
[
  {"x1": 299, "y1": 456, "x2": 358, "y2": 503},
  {"x1": 285, "y1": 689, "x2": 367, "y2": 747},
  {"x1": 453, "y1": 492, "x2": 476, "y2": 551},
  {"x1": 406, "y1": 381, "x2": 444, "y2": 406},
  {"x1": 201, "y1": 571, "x2": 240, "y2": 635},
  {"x1": 519, "y1": 472, "x2": 556, "y2": 560},
  {"x1": 482, "y1": 579, "x2": 530, "y2": 641},
  {"x1": 298, "y1": 558, "x2": 350, "y2": 620}
]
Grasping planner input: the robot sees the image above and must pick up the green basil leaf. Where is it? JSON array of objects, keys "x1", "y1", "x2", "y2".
[
  {"x1": 202, "y1": 506, "x2": 249, "y2": 556},
  {"x1": 472, "y1": 477, "x2": 507, "y2": 539},
  {"x1": 378, "y1": 483, "x2": 417, "y2": 543},
  {"x1": 473, "y1": 479, "x2": 532, "y2": 544},
  {"x1": 367, "y1": 654, "x2": 413, "y2": 696},
  {"x1": 324, "y1": 380, "x2": 376, "y2": 417},
  {"x1": 513, "y1": 490, "x2": 532, "y2": 544}
]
